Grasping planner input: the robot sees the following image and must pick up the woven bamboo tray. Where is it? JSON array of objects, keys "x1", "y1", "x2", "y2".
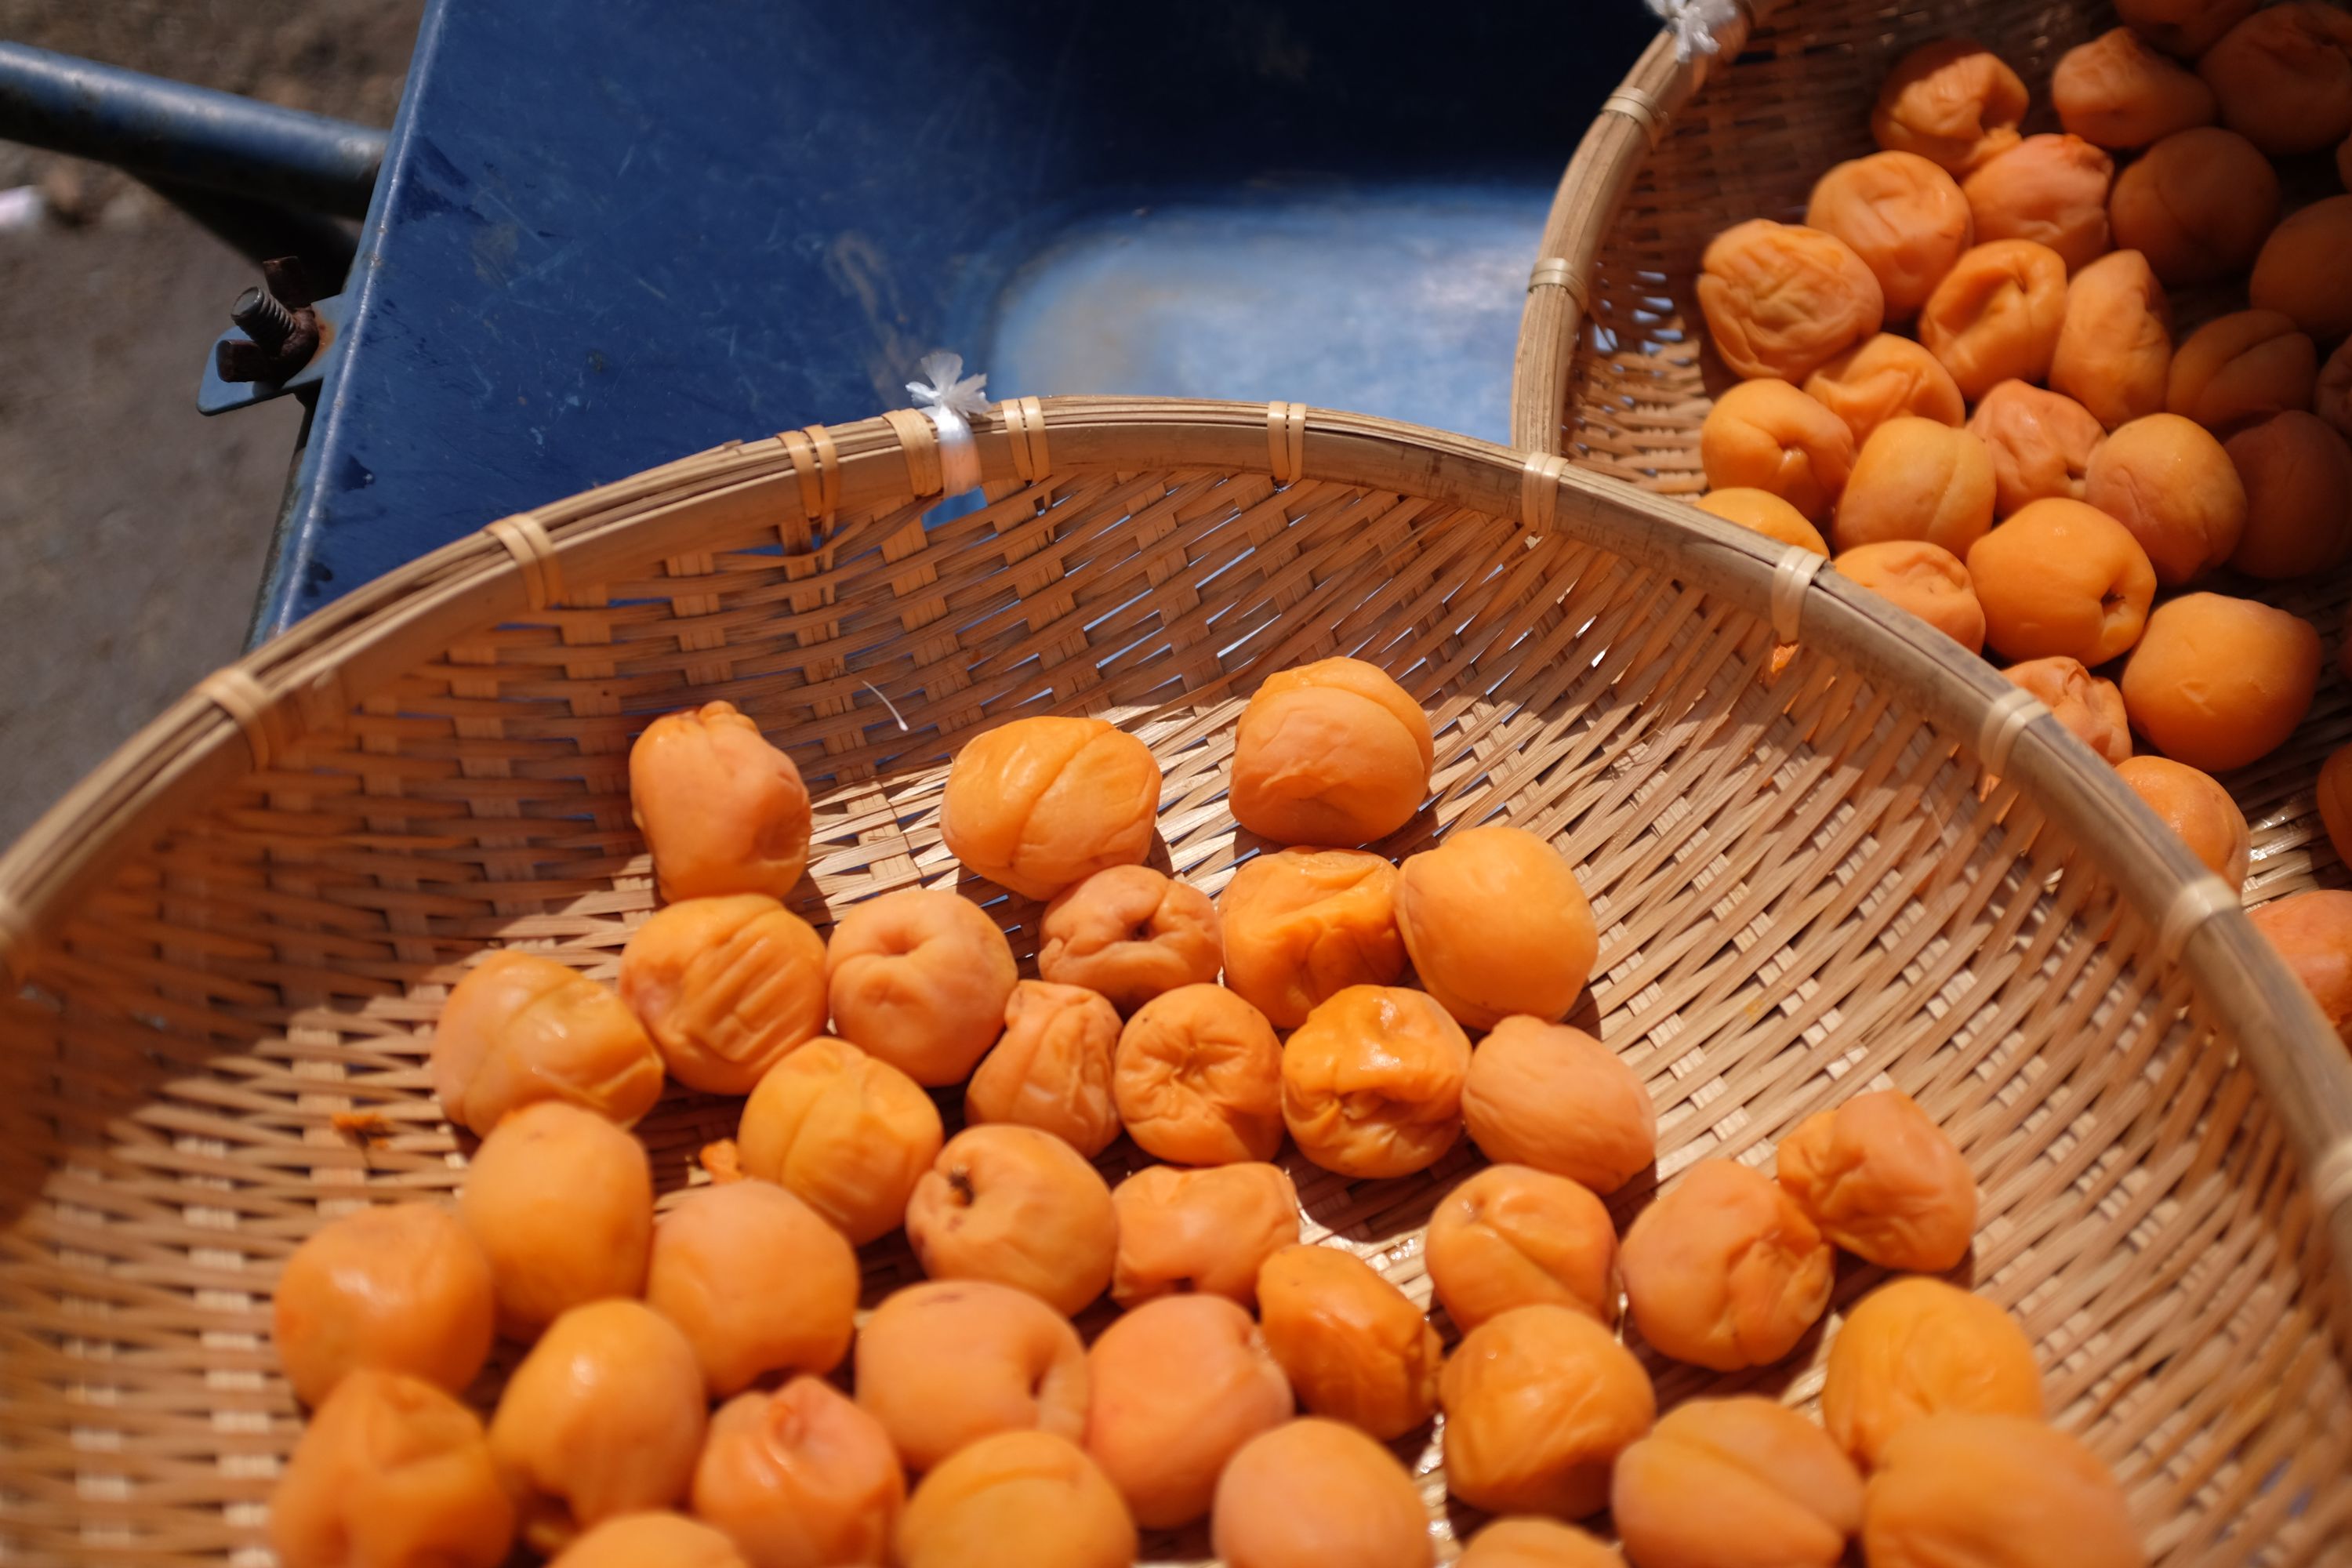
[
  {"x1": 1507, "y1": 0, "x2": 2352, "y2": 916},
  {"x1": 2, "y1": 397, "x2": 2349, "y2": 1564}
]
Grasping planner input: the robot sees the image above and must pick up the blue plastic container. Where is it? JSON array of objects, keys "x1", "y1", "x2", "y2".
[{"x1": 255, "y1": 0, "x2": 1656, "y2": 634}]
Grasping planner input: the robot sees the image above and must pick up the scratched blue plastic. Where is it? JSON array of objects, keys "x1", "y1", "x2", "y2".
[{"x1": 252, "y1": 0, "x2": 1654, "y2": 638}]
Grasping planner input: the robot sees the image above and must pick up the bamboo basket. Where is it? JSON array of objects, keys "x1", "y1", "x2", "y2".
[
  {"x1": 2, "y1": 396, "x2": 2350, "y2": 1565},
  {"x1": 1506, "y1": 0, "x2": 2352, "y2": 917}
]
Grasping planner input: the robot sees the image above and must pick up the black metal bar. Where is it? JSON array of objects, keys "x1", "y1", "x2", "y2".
[{"x1": 0, "y1": 42, "x2": 385, "y2": 219}]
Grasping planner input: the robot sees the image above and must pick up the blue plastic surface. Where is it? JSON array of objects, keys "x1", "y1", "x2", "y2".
[{"x1": 255, "y1": 0, "x2": 1656, "y2": 637}]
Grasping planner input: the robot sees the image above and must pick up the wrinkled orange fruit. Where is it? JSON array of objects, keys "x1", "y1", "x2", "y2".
[
  {"x1": 1281, "y1": 985, "x2": 1472, "y2": 1178},
  {"x1": 1776, "y1": 1088, "x2": 1976, "y2": 1272},
  {"x1": 428, "y1": 950, "x2": 663, "y2": 1135},
  {"x1": 618, "y1": 893, "x2": 827, "y2": 1094},
  {"x1": 1618, "y1": 1160, "x2": 1834, "y2": 1372},
  {"x1": 267, "y1": 1368, "x2": 514, "y2": 1568}
]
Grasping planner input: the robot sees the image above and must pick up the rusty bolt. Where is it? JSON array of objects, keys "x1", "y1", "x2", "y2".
[
  {"x1": 217, "y1": 260, "x2": 320, "y2": 385},
  {"x1": 230, "y1": 286, "x2": 299, "y2": 354}
]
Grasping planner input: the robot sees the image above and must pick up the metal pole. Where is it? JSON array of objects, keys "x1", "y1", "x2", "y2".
[{"x1": 0, "y1": 42, "x2": 386, "y2": 220}]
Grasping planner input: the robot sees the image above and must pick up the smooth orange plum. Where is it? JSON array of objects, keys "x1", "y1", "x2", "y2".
[
  {"x1": 1082, "y1": 1294, "x2": 1292, "y2": 1527},
  {"x1": 1229, "y1": 657, "x2": 1432, "y2": 848},
  {"x1": 1256, "y1": 1243, "x2": 1443, "y2": 1441},
  {"x1": 644, "y1": 1181, "x2": 857, "y2": 1397},
  {"x1": 1440, "y1": 1304, "x2": 1657, "y2": 1518},
  {"x1": 458, "y1": 1101, "x2": 651, "y2": 1340},
  {"x1": 941, "y1": 716, "x2": 1160, "y2": 899},
  {"x1": 2226, "y1": 412, "x2": 2352, "y2": 579},
  {"x1": 826, "y1": 888, "x2": 1017, "y2": 1086},
  {"x1": 2250, "y1": 194, "x2": 2352, "y2": 341},
  {"x1": 1611, "y1": 1396, "x2": 1864, "y2": 1568},
  {"x1": 853, "y1": 1279, "x2": 1088, "y2": 1474},
  {"x1": 1211, "y1": 1418, "x2": 1433, "y2": 1568},
  {"x1": 2167, "y1": 310, "x2": 2317, "y2": 434},
  {"x1": 2054, "y1": 27, "x2": 2216, "y2": 148},
  {"x1": 2117, "y1": 0, "x2": 2259, "y2": 56},
  {"x1": 2116, "y1": 756, "x2": 2251, "y2": 887},
  {"x1": 2049, "y1": 249, "x2": 2172, "y2": 430},
  {"x1": 1965, "y1": 499, "x2": 2155, "y2": 666},
  {"x1": 1831, "y1": 417, "x2": 1996, "y2": 557},
  {"x1": 274, "y1": 1201, "x2": 494, "y2": 1407},
  {"x1": 2108, "y1": 126, "x2": 2278, "y2": 285},
  {"x1": 1697, "y1": 488, "x2": 1831, "y2": 555},
  {"x1": 2199, "y1": 2, "x2": 2352, "y2": 154},
  {"x1": 1821, "y1": 1277, "x2": 2044, "y2": 1469},
  {"x1": 903, "y1": 1123, "x2": 1118, "y2": 1316},
  {"x1": 2082, "y1": 412, "x2": 2245, "y2": 586},
  {"x1": 691, "y1": 1377, "x2": 905, "y2": 1568},
  {"x1": 1395, "y1": 824, "x2": 1597, "y2": 1030},
  {"x1": 1461, "y1": 1016, "x2": 1654, "y2": 1195},
  {"x1": 895, "y1": 1431, "x2": 1137, "y2": 1568},
  {"x1": 1860, "y1": 1414, "x2": 2144, "y2": 1568},
  {"x1": 2121, "y1": 594, "x2": 2320, "y2": 772},
  {"x1": 2249, "y1": 891, "x2": 2352, "y2": 1045},
  {"x1": 550, "y1": 1515, "x2": 749, "y2": 1568},
  {"x1": 1457, "y1": 1519, "x2": 1628, "y2": 1568},
  {"x1": 267, "y1": 1369, "x2": 514, "y2": 1568},
  {"x1": 630, "y1": 700, "x2": 811, "y2": 902},
  {"x1": 1699, "y1": 378, "x2": 1859, "y2": 522},
  {"x1": 488, "y1": 1300, "x2": 707, "y2": 1551}
]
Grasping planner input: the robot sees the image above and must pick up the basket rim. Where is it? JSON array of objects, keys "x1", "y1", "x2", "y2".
[
  {"x1": 4, "y1": 393, "x2": 2347, "y2": 1276},
  {"x1": 1508, "y1": 6, "x2": 1756, "y2": 453}
]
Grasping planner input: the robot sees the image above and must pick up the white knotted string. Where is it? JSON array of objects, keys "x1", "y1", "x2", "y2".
[
  {"x1": 907, "y1": 350, "x2": 990, "y2": 495},
  {"x1": 1646, "y1": 0, "x2": 1740, "y2": 60}
]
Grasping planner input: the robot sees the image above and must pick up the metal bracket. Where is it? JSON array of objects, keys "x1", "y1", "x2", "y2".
[{"x1": 198, "y1": 289, "x2": 347, "y2": 416}]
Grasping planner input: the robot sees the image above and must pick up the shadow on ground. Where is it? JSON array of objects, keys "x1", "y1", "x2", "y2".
[{"x1": 0, "y1": 0, "x2": 423, "y2": 844}]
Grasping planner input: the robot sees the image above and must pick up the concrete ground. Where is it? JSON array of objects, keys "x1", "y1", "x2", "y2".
[{"x1": 0, "y1": 0, "x2": 423, "y2": 844}]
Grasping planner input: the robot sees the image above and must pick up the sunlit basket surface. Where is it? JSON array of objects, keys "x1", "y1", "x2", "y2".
[{"x1": 0, "y1": 397, "x2": 2347, "y2": 1564}]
